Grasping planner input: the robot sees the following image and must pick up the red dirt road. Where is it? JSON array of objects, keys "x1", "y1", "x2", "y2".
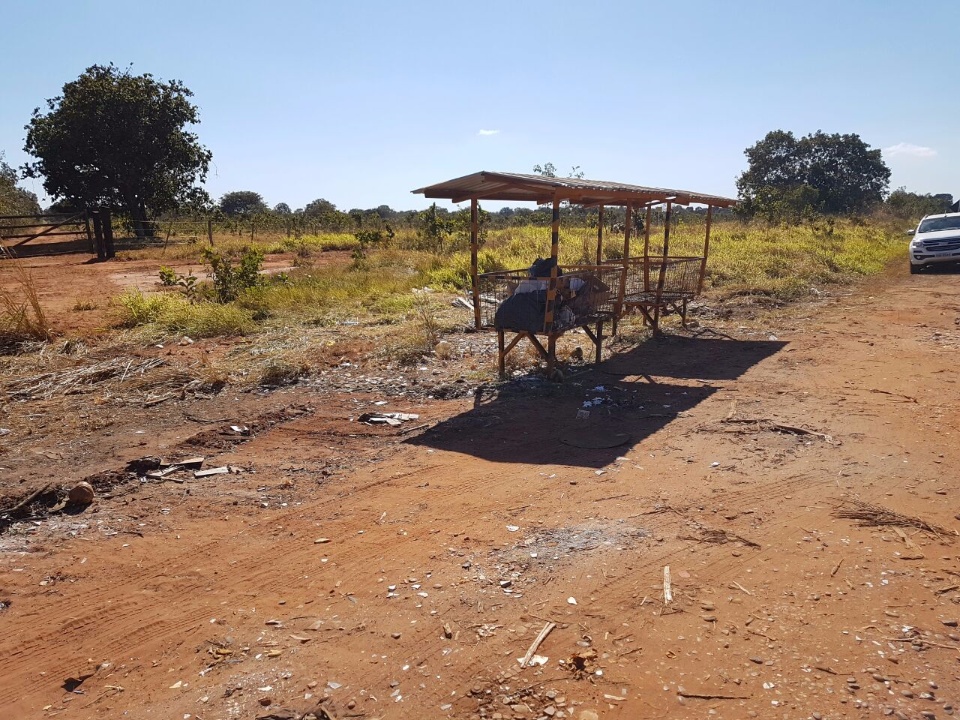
[{"x1": 2, "y1": 266, "x2": 960, "y2": 720}]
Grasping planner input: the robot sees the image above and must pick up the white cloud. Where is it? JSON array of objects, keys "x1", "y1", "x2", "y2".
[
  {"x1": 884, "y1": 142, "x2": 937, "y2": 158},
  {"x1": 477, "y1": 129, "x2": 499, "y2": 136}
]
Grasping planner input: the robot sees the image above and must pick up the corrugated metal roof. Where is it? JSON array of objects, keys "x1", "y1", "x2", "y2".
[{"x1": 412, "y1": 171, "x2": 738, "y2": 207}]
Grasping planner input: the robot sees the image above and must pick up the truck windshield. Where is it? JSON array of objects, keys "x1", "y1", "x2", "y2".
[{"x1": 918, "y1": 217, "x2": 960, "y2": 233}]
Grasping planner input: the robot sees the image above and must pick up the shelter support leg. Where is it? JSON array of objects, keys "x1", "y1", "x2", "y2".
[
  {"x1": 526, "y1": 333, "x2": 548, "y2": 360},
  {"x1": 546, "y1": 335, "x2": 557, "y2": 376},
  {"x1": 497, "y1": 329, "x2": 505, "y2": 376},
  {"x1": 582, "y1": 322, "x2": 604, "y2": 365}
]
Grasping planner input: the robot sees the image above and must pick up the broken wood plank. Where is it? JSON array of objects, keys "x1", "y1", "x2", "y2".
[
  {"x1": 663, "y1": 566, "x2": 672, "y2": 604},
  {"x1": 146, "y1": 465, "x2": 182, "y2": 479},
  {"x1": 194, "y1": 466, "x2": 229, "y2": 478}
]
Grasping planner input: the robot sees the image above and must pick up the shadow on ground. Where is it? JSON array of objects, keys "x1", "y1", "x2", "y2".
[{"x1": 408, "y1": 334, "x2": 787, "y2": 468}]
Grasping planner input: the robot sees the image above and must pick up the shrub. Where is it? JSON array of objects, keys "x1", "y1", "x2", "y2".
[{"x1": 201, "y1": 246, "x2": 264, "y2": 302}]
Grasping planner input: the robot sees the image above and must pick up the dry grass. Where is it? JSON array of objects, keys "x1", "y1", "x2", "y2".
[{"x1": 0, "y1": 256, "x2": 51, "y2": 349}]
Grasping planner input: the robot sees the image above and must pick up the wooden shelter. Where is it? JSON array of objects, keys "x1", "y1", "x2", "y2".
[{"x1": 413, "y1": 171, "x2": 737, "y2": 375}]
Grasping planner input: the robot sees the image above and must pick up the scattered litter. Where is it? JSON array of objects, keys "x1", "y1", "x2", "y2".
[
  {"x1": 327, "y1": 681, "x2": 341, "y2": 690},
  {"x1": 506, "y1": 525, "x2": 520, "y2": 533},
  {"x1": 229, "y1": 425, "x2": 249, "y2": 435},
  {"x1": 358, "y1": 412, "x2": 420, "y2": 427},
  {"x1": 314, "y1": 538, "x2": 331, "y2": 544},
  {"x1": 0, "y1": 428, "x2": 10, "y2": 436},
  {"x1": 567, "y1": 596, "x2": 577, "y2": 605},
  {"x1": 663, "y1": 566, "x2": 673, "y2": 604}
]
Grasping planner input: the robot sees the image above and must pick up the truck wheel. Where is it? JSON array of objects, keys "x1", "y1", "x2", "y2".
[{"x1": 909, "y1": 263, "x2": 921, "y2": 275}]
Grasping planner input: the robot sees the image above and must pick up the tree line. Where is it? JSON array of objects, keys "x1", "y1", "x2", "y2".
[{"x1": 2, "y1": 64, "x2": 953, "y2": 234}]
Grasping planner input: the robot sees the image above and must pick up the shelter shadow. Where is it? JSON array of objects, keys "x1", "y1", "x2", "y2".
[
  {"x1": 600, "y1": 334, "x2": 787, "y2": 381},
  {"x1": 408, "y1": 335, "x2": 785, "y2": 468}
]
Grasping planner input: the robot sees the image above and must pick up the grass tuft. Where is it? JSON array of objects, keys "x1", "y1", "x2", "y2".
[{"x1": 0, "y1": 257, "x2": 52, "y2": 349}]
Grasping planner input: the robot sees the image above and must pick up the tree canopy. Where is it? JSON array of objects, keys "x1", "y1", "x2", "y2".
[
  {"x1": 885, "y1": 188, "x2": 953, "y2": 220},
  {"x1": 0, "y1": 153, "x2": 40, "y2": 216},
  {"x1": 736, "y1": 130, "x2": 890, "y2": 219},
  {"x1": 220, "y1": 190, "x2": 268, "y2": 217},
  {"x1": 23, "y1": 64, "x2": 212, "y2": 236}
]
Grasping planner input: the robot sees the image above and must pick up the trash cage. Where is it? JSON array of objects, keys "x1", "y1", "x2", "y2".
[
  {"x1": 479, "y1": 264, "x2": 624, "y2": 334},
  {"x1": 614, "y1": 255, "x2": 703, "y2": 301}
]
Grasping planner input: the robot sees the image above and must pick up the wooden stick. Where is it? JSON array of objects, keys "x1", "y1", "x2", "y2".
[
  {"x1": 3, "y1": 483, "x2": 52, "y2": 514},
  {"x1": 831, "y1": 558, "x2": 844, "y2": 577},
  {"x1": 519, "y1": 621, "x2": 556, "y2": 668},
  {"x1": 729, "y1": 581, "x2": 752, "y2": 596},
  {"x1": 663, "y1": 566, "x2": 672, "y2": 604},
  {"x1": 678, "y1": 690, "x2": 750, "y2": 701}
]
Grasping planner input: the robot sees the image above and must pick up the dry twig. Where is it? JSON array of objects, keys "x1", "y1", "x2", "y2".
[{"x1": 833, "y1": 498, "x2": 948, "y2": 536}]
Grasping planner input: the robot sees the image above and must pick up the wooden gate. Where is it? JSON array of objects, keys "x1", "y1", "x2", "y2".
[{"x1": 0, "y1": 209, "x2": 114, "y2": 259}]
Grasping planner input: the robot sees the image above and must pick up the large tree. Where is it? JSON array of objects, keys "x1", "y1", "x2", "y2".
[
  {"x1": 736, "y1": 130, "x2": 890, "y2": 218},
  {"x1": 23, "y1": 64, "x2": 212, "y2": 237},
  {"x1": 220, "y1": 190, "x2": 267, "y2": 217}
]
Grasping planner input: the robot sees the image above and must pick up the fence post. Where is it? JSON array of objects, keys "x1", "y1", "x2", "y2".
[
  {"x1": 91, "y1": 210, "x2": 106, "y2": 260},
  {"x1": 207, "y1": 218, "x2": 214, "y2": 247},
  {"x1": 103, "y1": 209, "x2": 115, "y2": 258},
  {"x1": 84, "y1": 210, "x2": 95, "y2": 254}
]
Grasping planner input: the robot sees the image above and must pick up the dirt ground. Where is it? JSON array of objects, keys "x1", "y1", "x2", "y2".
[{"x1": 2, "y1": 251, "x2": 960, "y2": 720}]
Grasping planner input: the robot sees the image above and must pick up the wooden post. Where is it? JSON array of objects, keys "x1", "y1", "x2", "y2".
[
  {"x1": 207, "y1": 218, "x2": 215, "y2": 247},
  {"x1": 84, "y1": 210, "x2": 94, "y2": 254},
  {"x1": 615, "y1": 204, "x2": 632, "y2": 325},
  {"x1": 543, "y1": 194, "x2": 561, "y2": 334},
  {"x1": 498, "y1": 329, "x2": 506, "y2": 377},
  {"x1": 103, "y1": 209, "x2": 115, "y2": 258},
  {"x1": 470, "y1": 197, "x2": 481, "y2": 330},
  {"x1": 697, "y1": 205, "x2": 713, "y2": 294},
  {"x1": 643, "y1": 205, "x2": 652, "y2": 292},
  {"x1": 653, "y1": 200, "x2": 672, "y2": 331},
  {"x1": 596, "y1": 206, "x2": 604, "y2": 264},
  {"x1": 91, "y1": 210, "x2": 105, "y2": 261}
]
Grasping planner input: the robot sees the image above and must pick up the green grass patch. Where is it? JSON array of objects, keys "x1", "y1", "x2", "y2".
[
  {"x1": 116, "y1": 291, "x2": 255, "y2": 337},
  {"x1": 114, "y1": 217, "x2": 906, "y2": 340}
]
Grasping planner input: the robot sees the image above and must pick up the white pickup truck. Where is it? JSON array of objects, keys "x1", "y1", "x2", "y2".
[{"x1": 909, "y1": 212, "x2": 960, "y2": 274}]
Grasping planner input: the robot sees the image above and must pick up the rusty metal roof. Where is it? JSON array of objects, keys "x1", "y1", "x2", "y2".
[{"x1": 412, "y1": 171, "x2": 738, "y2": 207}]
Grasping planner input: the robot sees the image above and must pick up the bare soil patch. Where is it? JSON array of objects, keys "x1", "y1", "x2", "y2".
[{"x1": 1, "y1": 255, "x2": 960, "y2": 719}]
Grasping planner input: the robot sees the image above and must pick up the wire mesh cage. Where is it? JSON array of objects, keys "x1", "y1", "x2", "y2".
[
  {"x1": 478, "y1": 264, "x2": 624, "y2": 333},
  {"x1": 611, "y1": 256, "x2": 703, "y2": 300}
]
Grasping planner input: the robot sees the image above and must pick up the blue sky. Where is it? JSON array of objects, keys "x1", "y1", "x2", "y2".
[{"x1": 3, "y1": 0, "x2": 958, "y2": 211}]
